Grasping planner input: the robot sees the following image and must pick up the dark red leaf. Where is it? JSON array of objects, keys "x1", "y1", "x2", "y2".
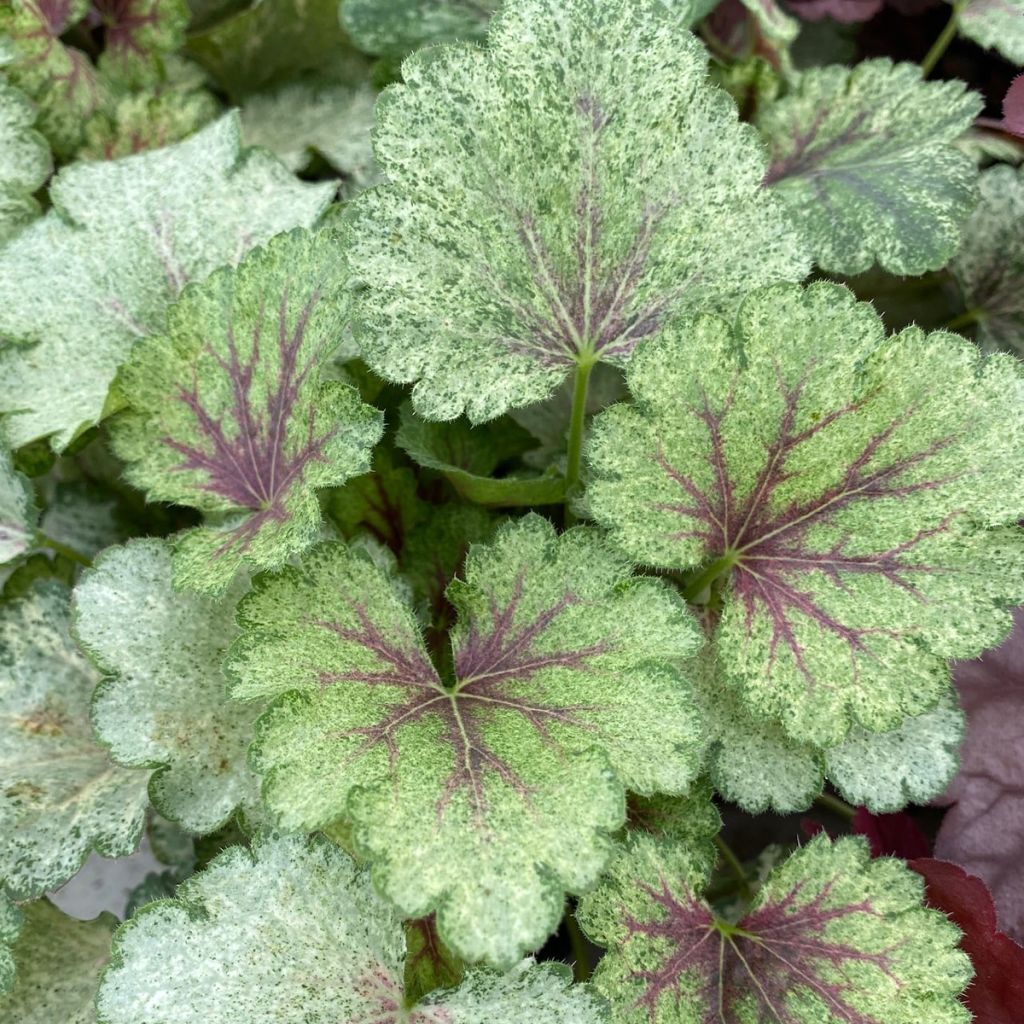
[{"x1": 852, "y1": 808, "x2": 930, "y2": 860}]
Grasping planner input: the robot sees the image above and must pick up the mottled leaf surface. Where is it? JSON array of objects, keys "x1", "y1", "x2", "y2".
[
  {"x1": 91, "y1": 0, "x2": 188, "y2": 88},
  {"x1": 0, "y1": 448, "x2": 37, "y2": 568},
  {"x1": 111, "y1": 229, "x2": 383, "y2": 594},
  {"x1": 0, "y1": 895, "x2": 19, "y2": 995},
  {"x1": 626, "y1": 778, "x2": 721, "y2": 879},
  {"x1": 958, "y1": 0, "x2": 1024, "y2": 66},
  {"x1": 0, "y1": 901, "x2": 114, "y2": 1023},
  {"x1": 346, "y1": 0, "x2": 808, "y2": 422},
  {"x1": 0, "y1": 584, "x2": 150, "y2": 899},
  {"x1": 0, "y1": 80, "x2": 50, "y2": 243},
  {"x1": 951, "y1": 164, "x2": 1024, "y2": 356},
  {"x1": 72, "y1": 539, "x2": 263, "y2": 833},
  {"x1": 578, "y1": 833, "x2": 972, "y2": 1024},
  {"x1": 935, "y1": 608, "x2": 1024, "y2": 942},
  {"x1": 97, "y1": 833, "x2": 607, "y2": 1023},
  {"x1": 230, "y1": 515, "x2": 704, "y2": 965},
  {"x1": 341, "y1": 0, "x2": 499, "y2": 56},
  {"x1": 757, "y1": 60, "x2": 981, "y2": 274},
  {"x1": 587, "y1": 283, "x2": 1024, "y2": 748},
  {"x1": 239, "y1": 80, "x2": 379, "y2": 187},
  {"x1": 0, "y1": 0, "x2": 103, "y2": 157},
  {"x1": 0, "y1": 114, "x2": 334, "y2": 451}
]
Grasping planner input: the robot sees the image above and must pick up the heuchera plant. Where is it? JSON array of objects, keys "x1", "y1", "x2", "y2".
[{"x1": 1, "y1": 0, "x2": 1023, "y2": 1021}]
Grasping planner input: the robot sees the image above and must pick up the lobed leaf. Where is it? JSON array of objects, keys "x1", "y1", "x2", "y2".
[
  {"x1": 341, "y1": 0, "x2": 499, "y2": 56},
  {"x1": 957, "y1": 0, "x2": 1024, "y2": 66},
  {"x1": 587, "y1": 282, "x2": 1024, "y2": 749},
  {"x1": 346, "y1": 0, "x2": 809, "y2": 423},
  {"x1": 757, "y1": 60, "x2": 981, "y2": 275},
  {"x1": 0, "y1": 583, "x2": 150, "y2": 900},
  {"x1": 96, "y1": 832, "x2": 607, "y2": 1023},
  {"x1": 0, "y1": 80, "x2": 51, "y2": 244},
  {"x1": 72, "y1": 539, "x2": 264, "y2": 833},
  {"x1": 578, "y1": 833, "x2": 972, "y2": 1024},
  {"x1": 91, "y1": 0, "x2": 189, "y2": 89},
  {"x1": 111, "y1": 229, "x2": 384, "y2": 593},
  {"x1": 0, "y1": 900, "x2": 115, "y2": 1023},
  {"x1": 950, "y1": 164, "x2": 1024, "y2": 357},
  {"x1": 229, "y1": 514, "x2": 704, "y2": 965},
  {"x1": 0, "y1": 113, "x2": 334, "y2": 451}
]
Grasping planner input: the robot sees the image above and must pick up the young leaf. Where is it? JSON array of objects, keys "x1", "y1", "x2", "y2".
[
  {"x1": 0, "y1": 114, "x2": 334, "y2": 451},
  {"x1": 757, "y1": 60, "x2": 981, "y2": 275},
  {"x1": 0, "y1": 583, "x2": 150, "y2": 899},
  {"x1": 0, "y1": 80, "x2": 50, "y2": 244},
  {"x1": 0, "y1": 893, "x2": 20, "y2": 995},
  {"x1": 72, "y1": 539, "x2": 263, "y2": 833},
  {"x1": 950, "y1": 164, "x2": 1024, "y2": 356},
  {"x1": 0, "y1": 0, "x2": 104, "y2": 158},
  {"x1": 909, "y1": 858, "x2": 1024, "y2": 1024},
  {"x1": 346, "y1": 0, "x2": 809, "y2": 423},
  {"x1": 578, "y1": 833, "x2": 972, "y2": 1024},
  {"x1": 111, "y1": 229, "x2": 383, "y2": 594},
  {"x1": 229, "y1": 514, "x2": 704, "y2": 965},
  {"x1": 934, "y1": 607, "x2": 1024, "y2": 942},
  {"x1": 341, "y1": 0, "x2": 498, "y2": 56},
  {"x1": 97, "y1": 832, "x2": 608, "y2": 1023},
  {"x1": 0, "y1": 900, "x2": 115, "y2": 1023},
  {"x1": 957, "y1": 0, "x2": 1024, "y2": 66},
  {"x1": 239, "y1": 80, "x2": 379, "y2": 188},
  {"x1": 0, "y1": 448, "x2": 37, "y2": 568},
  {"x1": 825, "y1": 698, "x2": 965, "y2": 812},
  {"x1": 91, "y1": 0, "x2": 189, "y2": 89},
  {"x1": 587, "y1": 282, "x2": 1024, "y2": 748}
]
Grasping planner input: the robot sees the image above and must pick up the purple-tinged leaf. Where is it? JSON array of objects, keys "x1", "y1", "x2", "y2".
[
  {"x1": 784, "y1": 0, "x2": 882, "y2": 21},
  {"x1": 112, "y1": 229, "x2": 383, "y2": 595}
]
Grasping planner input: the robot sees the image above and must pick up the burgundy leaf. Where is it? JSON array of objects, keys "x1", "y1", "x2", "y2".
[
  {"x1": 851, "y1": 808, "x2": 930, "y2": 860},
  {"x1": 977, "y1": 74, "x2": 1024, "y2": 138},
  {"x1": 784, "y1": 0, "x2": 882, "y2": 23}
]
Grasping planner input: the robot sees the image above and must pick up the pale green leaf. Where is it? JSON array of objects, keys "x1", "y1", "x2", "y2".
[
  {"x1": 0, "y1": 114, "x2": 334, "y2": 451},
  {"x1": 110, "y1": 229, "x2": 383, "y2": 594},
  {"x1": 72, "y1": 539, "x2": 263, "y2": 833},
  {"x1": 0, "y1": 901, "x2": 114, "y2": 1024},
  {"x1": 950, "y1": 163, "x2": 1024, "y2": 356},
  {"x1": 346, "y1": 0, "x2": 809, "y2": 423},
  {"x1": 0, "y1": 584, "x2": 150, "y2": 899},
  {"x1": 0, "y1": 80, "x2": 50, "y2": 243},
  {"x1": 958, "y1": 0, "x2": 1024, "y2": 65},
  {"x1": 757, "y1": 60, "x2": 981, "y2": 275},
  {"x1": 341, "y1": 0, "x2": 499, "y2": 56},
  {"x1": 0, "y1": 448, "x2": 37, "y2": 568},
  {"x1": 97, "y1": 833, "x2": 607, "y2": 1023},
  {"x1": 825, "y1": 698, "x2": 965, "y2": 813},
  {"x1": 587, "y1": 282, "x2": 1024, "y2": 749},
  {"x1": 0, "y1": 894, "x2": 20, "y2": 995},
  {"x1": 578, "y1": 833, "x2": 971, "y2": 1024},
  {"x1": 229, "y1": 515, "x2": 704, "y2": 965},
  {"x1": 239, "y1": 80, "x2": 379, "y2": 187}
]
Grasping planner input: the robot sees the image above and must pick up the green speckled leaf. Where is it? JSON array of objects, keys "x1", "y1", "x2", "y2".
[
  {"x1": 578, "y1": 833, "x2": 972, "y2": 1024},
  {"x1": 587, "y1": 282, "x2": 1024, "y2": 749},
  {"x1": 78, "y1": 86, "x2": 220, "y2": 162},
  {"x1": 758, "y1": 60, "x2": 981, "y2": 275},
  {"x1": 96, "y1": 833, "x2": 607, "y2": 1023},
  {"x1": 72, "y1": 539, "x2": 263, "y2": 833},
  {"x1": 0, "y1": 893, "x2": 20, "y2": 995},
  {"x1": 0, "y1": 584, "x2": 150, "y2": 900},
  {"x1": 0, "y1": 0, "x2": 104, "y2": 158},
  {"x1": 825, "y1": 698, "x2": 965, "y2": 813},
  {"x1": 951, "y1": 164, "x2": 1024, "y2": 356},
  {"x1": 0, "y1": 114, "x2": 334, "y2": 451},
  {"x1": 186, "y1": 0, "x2": 370, "y2": 98},
  {"x1": 111, "y1": 229, "x2": 383, "y2": 594},
  {"x1": 341, "y1": 0, "x2": 499, "y2": 56},
  {"x1": 958, "y1": 0, "x2": 1024, "y2": 65},
  {"x1": 229, "y1": 514, "x2": 704, "y2": 965},
  {"x1": 346, "y1": 0, "x2": 808, "y2": 423},
  {"x1": 0, "y1": 80, "x2": 50, "y2": 244},
  {"x1": 0, "y1": 448, "x2": 37, "y2": 568},
  {"x1": 239, "y1": 80, "x2": 379, "y2": 187},
  {"x1": 403, "y1": 916, "x2": 465, "y2": 1006},
  {"x1": 93, "y1": 0, "x2": 188, "y2": 89},
  {"x1": 0, "y1": 901, "x2": 114, "y2": 1023},
  {"x1": 626, "y1": 778, "x2": 721, "y2": 877}
]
